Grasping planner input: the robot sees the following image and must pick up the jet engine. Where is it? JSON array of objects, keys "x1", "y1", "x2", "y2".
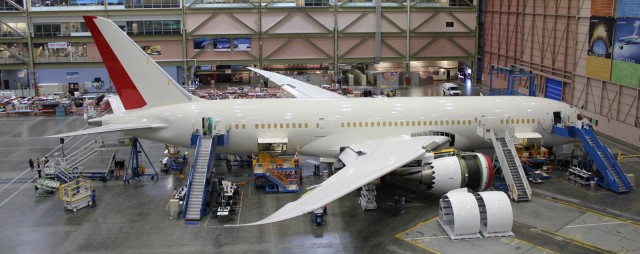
[{"x1": 395, "y1": 153, "x2": 493, "y2": 193}]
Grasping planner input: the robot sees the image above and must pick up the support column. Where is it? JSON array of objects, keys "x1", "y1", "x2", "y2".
[{"x1": 374, "y1": 0, "x2": 381, "y2": 63}]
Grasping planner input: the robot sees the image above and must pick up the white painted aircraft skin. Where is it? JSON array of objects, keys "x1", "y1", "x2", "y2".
[{"x1": 102, "y1": 95, "x2": 578, "y2": 157}]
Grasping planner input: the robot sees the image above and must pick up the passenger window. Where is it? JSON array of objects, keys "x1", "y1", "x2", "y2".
[
  {"x1": 511, "y1": 119, "x2": 514, "y2": 124},
  {"x1": 280, "y1": 123, "x2": 283, "y2": 128},
  {"x1": 446, "y1": 120, "x2": 449, "y2": 126},
  {"x1": 267, "y1": 123, "x2": 271, "y2": 129},
  {"x1": 400, "y1": 121, "x2": 404, "y2": 126},
  {"x1": 440, "y1": 120, "x2": 444, "y2": 125},
  {"x1": 365, "y1": 122, "x2": 369, "y2": 127},
  {"x1": 500, "y1": 119, "x2": 504, "y2": 124},
  {"x1": 287, "y1": 123, "x2": 291, "y2": 128},
  {"x1": 298, "y1": 123, "x2": 302, "y2": 128},
  {"x1": 235, "y1": 124, "x2": 239, "y2": 129},
  {"x1": 316, "y1": 123, "x2": 320, "y2": 128},
  {"x1": 359, "y1": 122, "x2": 363, "y2": 127},
  {"x1": 394, "y1": 122, "x2": 398, "y2": 127},
  {"x1": 383, "y1": 122, "x2": 386, "y2": 127},
  {"x1": 417, "y1": 121, "x2": 421, "y2": 126},
  {"x1": 434, "y1": 121, "x2": 438, "y2": 126},
  {"x1": 340, "y1": 122, "x2": 344, "y2": 128},
  {"x1": 429, "y1": 120, "x2": 432, "y2": 126},
  {"x1": 377, "y1": 122, "x2": 380, "y2": 127},
  {"x1": 255, "y1": 124, "x2": 259, "y2": 129},
  {"x1": 516, "y1": 119, "x2": 520, "y2": 124},
  {"x1": 261, "y1": 123, "x2": 265, "y2": 129},
  {"x1": 371, "y1": 122, "x2": 374, "y2": 127},
  {"x1": 347, "y1": 122, "x2": 351, "y2": 127},
  {"x1": 292, "y1": 123, "x2": 296, "y2": 128},
  {"x1": 242, "y1": 124, "x2": 246, "y2": 129},
  {"x1": 457, "y1": 120, "x2": 461, "y2": 125},
  {"x1": 304, "y1": 123, "x2": 308, "y2": 128}
]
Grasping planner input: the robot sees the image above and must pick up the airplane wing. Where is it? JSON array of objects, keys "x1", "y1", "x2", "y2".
[
  {"x1": 237, "y1": 135, "x2": 450, "y2": 226},
  {"x1": 48, "y1": 123, "x2": 168, "y2": 138},
  {"x1": 248, "y1": 67, "x2": 344, "y2": 99}
]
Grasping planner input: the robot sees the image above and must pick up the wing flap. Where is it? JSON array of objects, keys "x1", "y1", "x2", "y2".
[
  {"x1": 248, "y1": 67, "x2": 344, "y2": 99},
  {"x1": 236, "y1": 135, "x2": 450, "y2": 226},
  {"x1": 48, "y1": 123, "x2": 168, "y2": 138}
]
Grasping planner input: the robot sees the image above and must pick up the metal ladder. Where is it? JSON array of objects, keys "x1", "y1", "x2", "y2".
[{"x1": 489, "y1": 130, "x2": 531, "y2": 201}]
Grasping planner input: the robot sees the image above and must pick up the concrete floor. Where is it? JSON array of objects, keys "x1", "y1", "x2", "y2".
[{"x1": 0, "y1": 81, "x2": 638, "y2": 254}]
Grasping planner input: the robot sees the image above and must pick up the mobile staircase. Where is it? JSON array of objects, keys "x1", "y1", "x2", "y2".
[
  {"x1": 552, "y1": 123, "x2": 632, "y2": 193},
  {"x1": 184, "y1": 122, "x2": 226, "y2": 222},
  {"x1": 487, "y1": 129, "x2": 532, "y2": 201}
]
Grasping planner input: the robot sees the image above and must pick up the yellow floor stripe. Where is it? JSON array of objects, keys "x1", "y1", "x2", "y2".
[
  {"x1": 513, "y1": 221, "x2": 615, "y2": 254},
  {"x1": 512, "y1": 238, "x2": 558, "y2": 254},
  {"x1": 395, "y1": 217, "x2": 440, "y2": 254},
  {"x1": 542, "y1": 196, "x2": 640, "y2": 227}
]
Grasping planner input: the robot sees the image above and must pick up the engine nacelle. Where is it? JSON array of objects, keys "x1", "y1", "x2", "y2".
[{"x1": 397, "y1": 153, "x2": 493, "y2": 192}]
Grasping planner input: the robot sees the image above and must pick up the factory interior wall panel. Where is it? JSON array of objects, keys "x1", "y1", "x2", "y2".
[
  {"x1": 482, "y1": 0, "x2": 578, "y2": 92},
  {"x1": 85, "y1": 42, "x2": 100, "y2": 60},
  {"x1": 262, "y1": 11, "x2": 332, "y2": 34},
  {"x1": 186, "y1": 13, "x2": 258, "y2": 35},
  {"x1": 263, "y1": 37, "x2": 332, "y2": 61},
  {"x1": 138, "y1": 40, "x2": 183, "y2": 60},
  {"x1": 411, "y1": 36, "x2": 475, "y2": 58},
  {"x1": 411, "y1": 11, "x2": 476, "y2": 33},
  {"x1": 572, "y1": 75, "x2": 640, "y2": 147},
  {"x1": 338, "y1": 12, "x2": 402, "y2": 33}
]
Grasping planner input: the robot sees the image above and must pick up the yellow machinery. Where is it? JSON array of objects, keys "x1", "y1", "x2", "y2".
[{"x1": 59, "y1": 179, "x2": 93, "y2": 212}]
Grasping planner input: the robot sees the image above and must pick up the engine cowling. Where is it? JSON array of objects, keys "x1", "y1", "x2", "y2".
[{"x1": 397, "y1": 153, "x2": 493, "y2": 192}]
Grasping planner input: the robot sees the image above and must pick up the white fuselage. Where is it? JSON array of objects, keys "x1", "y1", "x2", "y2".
[{"x1": 103, "y1": 96, "x2": 579, "y2": 157}]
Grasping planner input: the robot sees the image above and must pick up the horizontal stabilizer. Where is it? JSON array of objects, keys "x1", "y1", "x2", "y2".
[{"x1": 48, "y1": 123, "x2": 168, "y2": 138}]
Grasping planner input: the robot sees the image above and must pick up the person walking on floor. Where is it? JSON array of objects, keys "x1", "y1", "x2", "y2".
[
  {"x1": 91, "y1": 190, "x2": 97, "y2": 207},
  {"x1": 28, "y1": 158, "x2": 34, "y2": 174}
]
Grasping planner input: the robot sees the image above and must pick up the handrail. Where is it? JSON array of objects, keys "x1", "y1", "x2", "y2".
[{"x1": 183, "y1": 135, "x2": 202, "y2": 216}]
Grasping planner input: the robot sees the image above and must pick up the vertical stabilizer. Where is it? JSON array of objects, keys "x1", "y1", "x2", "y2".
[{"x1": 83, "y1": 16, "x2": 199, "y2": 110}]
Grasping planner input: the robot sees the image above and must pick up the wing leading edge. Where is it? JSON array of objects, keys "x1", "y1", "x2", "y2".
[
  {"x1": 248, "y1": 67, "x2": 344, "y2": 99},
  {"x1": 236, "y1": 135, "x2": 450, "y2": 226},
  {"x1": 48, "y1": 123, "x2": 168, "y2": 138}
]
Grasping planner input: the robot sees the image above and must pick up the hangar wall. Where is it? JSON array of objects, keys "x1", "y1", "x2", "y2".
[{"x1": 483, "y1": 0, "x2": 640, "y2": 146}]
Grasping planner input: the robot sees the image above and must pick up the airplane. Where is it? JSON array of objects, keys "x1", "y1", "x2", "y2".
[
  {"x1": 51, "y1": 16, "x2": 583, "y2": 226},
  {"x1": 617, "y1": 20, "x2": 640, "y2": 50}
]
